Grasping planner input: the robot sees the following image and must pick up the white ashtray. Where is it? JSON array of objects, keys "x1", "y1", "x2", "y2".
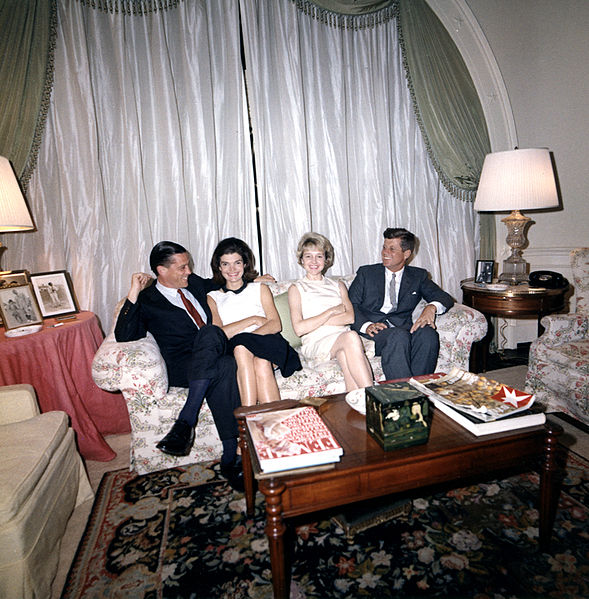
[
  {"x1": 345, "y1": 388, "x2": 366, "y2": 415},
  {"x1": 486, "y1": 283, "x2": 509, "y2": 291},
  {"x1": 4, "y1": 324, "x2": 43, "y2": 337}
]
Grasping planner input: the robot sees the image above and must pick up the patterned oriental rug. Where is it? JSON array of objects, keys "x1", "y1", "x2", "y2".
[{"x1": 62, "y1": 453, "x2": 588, "y2": 599}]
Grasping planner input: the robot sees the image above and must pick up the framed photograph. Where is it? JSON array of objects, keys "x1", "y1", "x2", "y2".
[
  {"x1": 475, "y1": 260, "x2": 494, "y2": 284},
  {"x1": 0, "y1": 284, "x2": 43, "y2": 330},
  {"x1": 29, "y1": 271, "x2": 79, "y2": 318},
  {"x1": 0, "y1": 270, "x2": 29, "y2": 289}
]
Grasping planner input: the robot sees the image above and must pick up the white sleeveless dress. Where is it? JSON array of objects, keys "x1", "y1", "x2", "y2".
[
  {"x1": 294, "y1": 276, "x2": 350, "y2": 364},
  {"x1": 208, "y1": 282, "x2": 265, "y2": 332}
]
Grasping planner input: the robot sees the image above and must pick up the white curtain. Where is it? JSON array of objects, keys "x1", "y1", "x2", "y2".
[
  {"x1": 241, "y1": 0, "x2": 476, "y2": 295},
  {"x1": 3, "y1": 0, "x2": 476, "y2": 332},
  {"x1": 7, "y1": 0, "x2": 257, "y2": 330}
]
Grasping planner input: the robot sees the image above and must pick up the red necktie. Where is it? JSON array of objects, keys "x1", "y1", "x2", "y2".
[{"x1": 178, "y1": 289, "x2": 205, "y2": 328}]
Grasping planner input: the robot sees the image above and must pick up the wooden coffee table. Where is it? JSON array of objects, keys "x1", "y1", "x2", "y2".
[{"x1": 235, "y1": 394, "x2": 563, "y2": 599}]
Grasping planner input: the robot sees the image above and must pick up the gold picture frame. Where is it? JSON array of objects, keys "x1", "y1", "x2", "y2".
[{"x1": 0, "y1": 284, "x2": 43, "y2": 330}]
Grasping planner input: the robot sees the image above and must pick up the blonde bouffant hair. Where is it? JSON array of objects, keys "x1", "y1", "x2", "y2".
[{"x1": 296, "y1": 232, "x2": 335, "y2": 274}]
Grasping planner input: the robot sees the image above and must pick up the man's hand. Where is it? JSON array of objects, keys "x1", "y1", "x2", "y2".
[
  {"x1": 410, "y1": 304, "x2": 437, "y2": 333},
  {"x1": 366, "y1": 321, "x2": 388, "y2": 337},
  {"x1": 256, "y1": 273, "x2": 276, "y2": 283},
  {"x1": 128, "y1": 272, "x2": 154, "y2": 303}
]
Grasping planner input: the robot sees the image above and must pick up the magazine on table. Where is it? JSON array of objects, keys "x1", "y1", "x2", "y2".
[
  {"x1": 409, "y1": 367, "x2": 536, "y2": 423},
  {"x1": 245, "y1": 406, "x2": 343, "y2": 474}
]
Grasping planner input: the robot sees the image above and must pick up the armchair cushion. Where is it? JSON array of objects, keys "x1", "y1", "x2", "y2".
[
  {"x1": 0, "y1": 386, "x2": 93, "y2": 599},
  {"x1": 525, "y1": 248, "x2": 589, "y2": 425},
  {"x1": 0, "y1": 384, "x2": 39, "y2": 425}
]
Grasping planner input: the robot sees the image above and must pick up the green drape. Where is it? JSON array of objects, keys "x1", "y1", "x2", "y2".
[
  {"x1": 396, "y1": 0, "x2": 494, "y2": 258},
  {"x1": 0, "y1": 0, "x2": 57, "y2": 187},
  {"x1": 397, "y1": 0, "x2": 490, "y2": 200}
]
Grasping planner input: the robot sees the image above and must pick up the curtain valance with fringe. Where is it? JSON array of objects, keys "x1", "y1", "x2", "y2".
[{"x1": 0, "y1": 0, "x2": 57, "y2": 186}]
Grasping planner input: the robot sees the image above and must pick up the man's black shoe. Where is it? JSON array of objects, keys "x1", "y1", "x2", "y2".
[
  {"x1": 220, "y1": 456, "x2": 244, "y2": 492},
  {"x1": 156, "y1": 419, "x2": 195, "y2": 456}
]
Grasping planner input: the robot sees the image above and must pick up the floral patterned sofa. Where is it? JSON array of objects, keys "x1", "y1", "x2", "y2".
[
  {"x1": 92, "y1": 276, "x2": 487, "y2": 474},
  {"x1": 525, "y1": 248, "x2": 589, "y2": 425}
]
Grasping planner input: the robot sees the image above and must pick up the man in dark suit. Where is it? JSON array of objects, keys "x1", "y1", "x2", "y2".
[
  {"x1": 115, "y1": 241, "x2": 243, "y2": 490},
  {"x1": 348, "y1": 228, "x2": 454, "y2": 380}
]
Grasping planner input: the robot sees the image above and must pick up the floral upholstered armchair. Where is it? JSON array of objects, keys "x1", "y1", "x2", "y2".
[
  {"x1": 92, "y1": 277, "x2": 487, "y2": 475},
  {"x1": 525, "y1": 248, "x2": 589, "y2": 424}
]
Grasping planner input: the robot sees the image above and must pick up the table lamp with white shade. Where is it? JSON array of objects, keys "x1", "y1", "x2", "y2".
[
  {"x1": 474, "y1": 148, "x2": 559, "y2": 285},
  {"x1": 0, "y1": 155, "x2": 35, "y2": 270}
]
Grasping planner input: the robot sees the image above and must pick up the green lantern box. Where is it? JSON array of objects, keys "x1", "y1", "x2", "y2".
[{"x1": 365, "y1": 382, "x2": 431, "y2": 451}]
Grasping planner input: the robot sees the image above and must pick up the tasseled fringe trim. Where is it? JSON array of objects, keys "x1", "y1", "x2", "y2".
[
  {"x1": 396, "y1": 10, "x2": 477, "y2": 203},
  {"x1": 76, "y1": 0, "x2": 181, "y2": 15},
  {"x1": 21, "y1": 0, "x2": 58, "y2": 189},
  {"x1": 292, "y1": 0, "x2": 398, "y2": 30}
]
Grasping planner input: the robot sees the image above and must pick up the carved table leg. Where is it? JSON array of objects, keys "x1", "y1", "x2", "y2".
[
  {"x1": 539, "y1": 419, "x2": 564, "y2": 551},
  {"x1": 237, "y1": 416, "x2": 256, "y2": 517},
  {"x1": 261, "y1": 478, "x2": 288, "y2": 599}
]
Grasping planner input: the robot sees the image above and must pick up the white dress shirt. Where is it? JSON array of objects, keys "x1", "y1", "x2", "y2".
[{"x1": 156, "y1": 281, "x2": 208, "y2": 326}]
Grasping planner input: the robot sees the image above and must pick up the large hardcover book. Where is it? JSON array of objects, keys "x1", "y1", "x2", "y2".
[
  {"x1": 245, "y1": 406, "x2": 343, "y2": 473},
  {"x1": 409, "y1": 368, "x2": 546, "y2": 436}
]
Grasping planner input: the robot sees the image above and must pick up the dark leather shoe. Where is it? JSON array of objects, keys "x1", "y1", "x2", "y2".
[
  {"x1": 220, "y1": 456, "x2": 244, "y2": 492},
  {"x1": 156, "y1": 419, "x2": 195, "y2": 456}
]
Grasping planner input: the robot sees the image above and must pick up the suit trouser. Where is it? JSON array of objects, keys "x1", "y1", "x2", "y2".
[
  {"x1": 369, "y1": 324, "x2": 439, "y2": 380},
  {"x1": 187, "y1": 325, "x2": 240, "y2": 441}
]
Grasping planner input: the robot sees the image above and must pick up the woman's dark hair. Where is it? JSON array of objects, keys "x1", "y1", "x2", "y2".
[
  {"x1": 149, "y1": 241, "x2": 188, "y2": 275},
  {"x1": 210, "y1": 237, "x2": 259, "y2": 285}
]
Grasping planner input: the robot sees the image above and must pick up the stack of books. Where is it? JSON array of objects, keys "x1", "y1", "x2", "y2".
[
  {"x1": 409, "y1": 368, "x2": 546, "y2": 436},
  {"x1": 245, "y1": 406, "x2": 343, "y2": 473}
]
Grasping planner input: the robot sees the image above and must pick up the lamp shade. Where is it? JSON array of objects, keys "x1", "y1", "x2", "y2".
[
  {"x1": 0, "y1": 156, "x2": 34, "y2": 232},
  {"x1": 474, "y1": 148, "x2": 558, "y2": 212}
]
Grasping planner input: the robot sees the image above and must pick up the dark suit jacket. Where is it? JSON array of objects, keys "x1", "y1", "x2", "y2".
[
  {"x1": 348, "y1": 264, "x2": 454, "y2": 332},
  {"x1": 114, "y1": 274, "x2": 218, "y2": 387}
]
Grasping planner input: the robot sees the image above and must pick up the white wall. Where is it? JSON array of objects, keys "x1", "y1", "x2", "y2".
[{"x1": 463, "y1": 0, "x2": 589, "y2": 346}]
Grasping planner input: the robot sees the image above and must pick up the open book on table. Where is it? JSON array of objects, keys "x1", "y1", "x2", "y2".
[{"x1": 409, "y1": 368, "x2": 546, "y2": 436}]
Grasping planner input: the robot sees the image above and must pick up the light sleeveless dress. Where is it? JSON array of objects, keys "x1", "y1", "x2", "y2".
[
  {"x1": 208, "y1": 282, "x2": 301, "y2": 377},
  {"x1": 294, "y1": 276, "x2": 350, "y2": 364}
]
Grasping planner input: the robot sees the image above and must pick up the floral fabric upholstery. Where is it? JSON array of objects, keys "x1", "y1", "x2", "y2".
[
  {"x1": 92, "y1": 276, "x2": 487, "y2": 474},
  {"x1": 525, "y1": 248, "x2": 589, "y2": 425}
]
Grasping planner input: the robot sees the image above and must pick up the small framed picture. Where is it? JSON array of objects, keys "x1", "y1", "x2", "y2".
[
  {"x1": 0, "y1": 284, "x2": 43, "y2": 330},
  {"x1": 475, "y1": 260, "x2": 494, "y2": 284},
  {"x1": 0, "y1": 270, "x2": 29, "y2": 289},
  {"x1": 29, "y1": 271, "x2": 79, "y2": 318}
]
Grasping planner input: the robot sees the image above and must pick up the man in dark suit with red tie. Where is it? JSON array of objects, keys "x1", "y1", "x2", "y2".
[
  {"x1": 349, "y1": 228, "x2": 454, "y2": 380},
  {"x1": 115, "y1": 241, "x2": 244, "y2": 490}
]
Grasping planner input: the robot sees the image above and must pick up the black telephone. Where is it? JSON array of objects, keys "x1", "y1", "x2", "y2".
[{"x1": 529, "y1": 270, "x2": 567, "y2": 289}]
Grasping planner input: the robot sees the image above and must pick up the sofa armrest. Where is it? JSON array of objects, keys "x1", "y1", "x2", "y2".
[
  {"x1": 435, "y1": 303, "x2": 488, "y2": 372},
  {"x1": 91, "y1": 331, "x2": 169, "y2": 402},
  {"x1": 0, "y1": 384, "x2": 40, "y2": 424},
  {"x1": 535, "y1": 313, "x2": 589, "y2": 346}
]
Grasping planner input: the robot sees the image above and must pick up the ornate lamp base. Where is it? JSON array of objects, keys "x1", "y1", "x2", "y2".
[{"x1": 497, "y1": 210, "x2": 532, "y2": 285}]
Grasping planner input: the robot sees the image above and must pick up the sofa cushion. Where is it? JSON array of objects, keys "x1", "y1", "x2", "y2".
[
  {"x1": 0, "y1": 411, "x2": 69, "y2": 522},
  {"x1": 273, "y1": 291, "x2": 302, "y2": 348}
]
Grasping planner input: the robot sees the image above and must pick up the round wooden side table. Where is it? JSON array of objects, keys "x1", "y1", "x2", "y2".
[{"x1": 460, "y1": 278, "x2": 569, "y2": 372}]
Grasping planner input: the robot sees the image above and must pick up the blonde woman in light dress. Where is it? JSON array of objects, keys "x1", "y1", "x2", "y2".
[{"x1": 288, "y1": 232, "x2": 373, "y2": 391}]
